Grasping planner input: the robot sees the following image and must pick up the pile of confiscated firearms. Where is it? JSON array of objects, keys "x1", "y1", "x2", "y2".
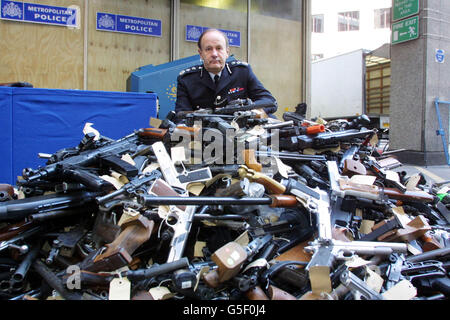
[{"x1": 0, "y1": 100, "x2": 449, "y2": 301}]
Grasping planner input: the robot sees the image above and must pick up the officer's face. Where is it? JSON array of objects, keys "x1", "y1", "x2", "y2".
[{"x1": 198, "y1": 31, "x2": 230, "y2": 74}]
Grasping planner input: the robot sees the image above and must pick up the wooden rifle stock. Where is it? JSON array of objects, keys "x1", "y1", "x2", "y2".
[
  {"x1": 245, "y1": 286, "x2": 269, "y2": 300},
  {"x1": 420, "y1": 232, "x2": 443, "y2": 252},
  {"x1": 383, "y1": 188, "x2": 435, "y2": 203},
  {"x1": 268, "y1": 285, "x2": 297, "y2": 300},
  {"x1": 0, "y1": 220, "x2": 35, "y2": 242},
  {"x1": 268, "y1": 195, "x2": 298, "y2": 208},
  {"x1": 137, "y1": 128, "x2": 168, "y2": 140},
  {"x1": 139, "y1": 126, "x2": 199, "y2": 142},
  {"x1": 90, "y1": 214, "x2": 154, "y2": 272}
]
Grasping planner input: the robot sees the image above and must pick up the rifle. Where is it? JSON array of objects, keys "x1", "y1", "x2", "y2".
[
  {"x1": 188, "y1": 115, "x2": 236, "y2": 135},
  {"x1": 282, "y1": 102, "x2": 307, "y2": 125},
  {"x1": 0, "y1": 191, "x2": 100, "y2": 222},
  {"x1": 95, "y1": 169, "x2": 162, "y2": 205},
  {"x1": 280, "y1": 129, "x2": 376, "y2": 151},
  {"x1": 276, "y1": 124, "x2": 325, "y2": 138},
  {"x1": 254, "y1": 150, "x2": 327, "y2": 162},
  {"x1": 138, "y1": 194, "x2": 299, "y2": 208},
  {"x1": 125, "y1": 257, "x2": 190, "y2": 282},
  {"x1": 212, "y1": 99, "x2": 276, "y2": 115},
  {"x1": 0, "y1": 225, "x2": 44, "y2": 253},
  {"x1": 184, "y1": 111, "x2": 268, "y2": 130},
  {"x1": 19, "y1": 129, "x2": 159, "y2": 192},
  {"x1": 328, "y1": 160, "x2": 436, "y2": 203}
]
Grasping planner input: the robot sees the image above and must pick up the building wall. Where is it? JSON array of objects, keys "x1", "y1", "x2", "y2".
[
  {"x1": 0, "y1": 0, "x2": 307, "y2": 118},
  {"x1": 311, "y1": 0, "x2": 391, "y2": 59},
  {"x1": 88, "y1": 0, "x2": 171, "y2": 92},
  {"x1": 0, "y1": 0, "x2": 85, "y2": 90},
  {"x1": 250, "y1": 13, "x2": 303, "y2": 118},
  {"x1": 390, "y1": 0, "x2": 450, "y2": 165}
]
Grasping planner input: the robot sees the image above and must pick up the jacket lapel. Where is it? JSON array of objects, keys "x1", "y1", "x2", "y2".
[
  {"x1": 216, "y1": 65, "x2": 232, "y2": 94},
  {"x1": 200, "y1": 66, "x2": 216, "y2": 91}
]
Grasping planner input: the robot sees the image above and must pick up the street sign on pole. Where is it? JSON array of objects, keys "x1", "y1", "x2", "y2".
[
  {"x1": 393, "y1": 0, "x2": 419, "y2": 21},
  {"x1": 392, "y1": 15, "x2": 419, "y2": 45}
]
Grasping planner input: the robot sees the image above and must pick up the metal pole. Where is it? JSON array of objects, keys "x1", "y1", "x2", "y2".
[
  {"x1": 434, "y1": 98, "x2": 450, "y2": 165},
  {"x1": 247, "y1": 0, "x2": 251, "y2": 63},
  {"x1": 171, "y1": 0, "x2": 180, "y2": 61}
]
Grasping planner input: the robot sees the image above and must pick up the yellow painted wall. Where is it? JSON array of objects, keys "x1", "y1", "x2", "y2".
[
  {"x1": 0, "y1": 0, "x2": 170, "y2": 91},
  {"x1": 0, "y1": 0, "x2": 85, "y2": 89},
  {"x1": 0, "y1": 0, "x2": 304, "y2": 111},
  {"x1": 87, "y1": 0, "x2": 170, "y2": 92},
  {"x1": 250, "y1": 14, "x2": 303, "y2": 119}
]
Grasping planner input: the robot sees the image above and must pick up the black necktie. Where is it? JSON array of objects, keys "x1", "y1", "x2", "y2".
[{"x1": 214, "y1": 74, "x2": 220, "y2": 87}]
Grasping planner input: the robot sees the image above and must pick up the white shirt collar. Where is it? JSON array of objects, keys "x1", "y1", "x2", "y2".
[{"x1": 208, "y1": 71, "x2": 222, "y2": 81}]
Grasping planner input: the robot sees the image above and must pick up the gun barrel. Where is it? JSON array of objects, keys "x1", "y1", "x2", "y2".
[
  {"x1": 333, "y1": 240, "x2": 408, "y2": 254},
  {"x1": 0, "y1": 191, "x2": 100, "y2": 221},
  {"x1": 214, "y1": 101, "x2": 276, "y2": 115},
  {"x1": 33, "y1": 260, "x2": 83, "y2": 300},
  {"x1": 12, "y1": 242, "x2": 41, "y2": 284},
  {"x1": 139, "y1": 195, "x2": 274, "y2": 206},
  {"x1": 125, "y1": 258, "x2": 190, "y2": 281},
  {"x1": 0, "y1": 184, "x2": 15, "y2": 201},
  {"x1": 139, "y1": 195, "x2": 298, "y2": 208}
]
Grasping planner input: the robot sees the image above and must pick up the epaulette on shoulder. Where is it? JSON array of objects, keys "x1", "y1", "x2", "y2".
[
  {"x1": 179, "y1": 65, "x2": 202, "y2": 76},
  {"x1": 228, "y1": 60, "x2": 249, "y2": 68}
]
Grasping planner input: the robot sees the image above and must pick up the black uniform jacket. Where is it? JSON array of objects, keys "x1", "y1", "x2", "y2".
[{"x1": 175, "y1": 60, "x2": 277, "y2": 114}]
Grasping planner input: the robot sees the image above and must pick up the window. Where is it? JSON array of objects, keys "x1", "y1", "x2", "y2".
[
  {"x1": 312, "y1": 54, "x2": 324, "y2": 61},
  {"x1": 312, "y1": 14, "x2": 324, "y2": 33},
  {"x1": 338, "y1": 11, "x2": 359, "y2": 31},
  {"x1": 374, "y1": 8, "x2": 391, "y2": 29}
]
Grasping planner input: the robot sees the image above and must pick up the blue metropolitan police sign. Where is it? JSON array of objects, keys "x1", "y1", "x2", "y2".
[
  {"x1": 0, "y1": 0, "x2": 78, "y2": 27},
  {"x1": 186, "y1": 25, "x2": 241, "y2": 47},
  {"x1": 435, "y1": 49, "x2": 445, "y2": 64},
  {"x1": 96, "y1": 12, "x2": 162, "y2": 37}
]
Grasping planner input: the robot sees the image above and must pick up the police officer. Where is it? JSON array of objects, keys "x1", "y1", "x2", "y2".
[{"x1": 175, "y1": 28, "x2": 277, "y2": 115}]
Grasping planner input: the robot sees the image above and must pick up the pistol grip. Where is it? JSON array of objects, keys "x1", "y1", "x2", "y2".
[
  {"x1": 238, "y1": 166, "x2": 286, "y2": 194},
  {"x1": 242, "y1": 149, "x2": 262, "y2": 172},
  {"x1": 253, "y1": 176, "x2": 286, "y2": 194},
  {"x1": 93, "y1": 215, "x2": 154, "y2": 271}
]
